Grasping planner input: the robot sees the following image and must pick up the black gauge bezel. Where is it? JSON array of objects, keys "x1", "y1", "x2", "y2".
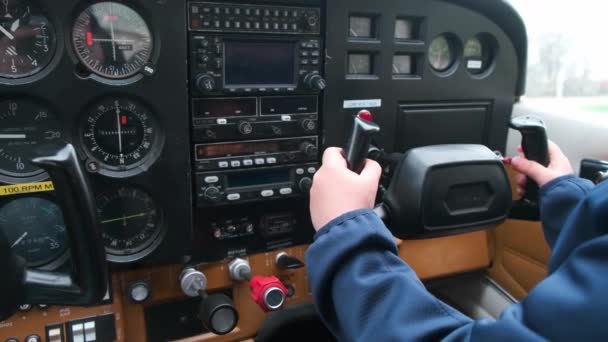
[
  {"x1": 427, "y1": 33, "x2": 461, "y2": 76},
  {"x1": 95, "y1": 185, "x2": 166, "y2": 264},
  {"x1": 0, "y1": 0, "x2": 64, "y2": 86},
  {"x1": 0, "y1": 96, "x2": 65, "y2": 184},
  {"x1": 0, "y1": 193, "x2": 70, "y2": 270},
  {"x1": 67, "y1": 0, "x2": 161, "y2": 86},
  {"x1": 75, "y1": 95, "x2": 165, "y2": 179},
  {"x1": 464, "y1": 33, "x2": 498, "y2": 78}
]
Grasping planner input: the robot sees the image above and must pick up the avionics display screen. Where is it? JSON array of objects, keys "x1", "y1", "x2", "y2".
[
  {"x1": 224, "y1": 40, "x2": 296, "y2": 87},
  {"x1": 227, "y1": 169, "x2": 290, "y2": 188},
  {"x1": 196, "y1": 141, "x2": 280, "y2": 159}
]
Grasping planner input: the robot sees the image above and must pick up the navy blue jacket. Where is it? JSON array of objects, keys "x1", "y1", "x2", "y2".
[{"x1": 306, "y1": 175, "x2": 608, "y2": 341}]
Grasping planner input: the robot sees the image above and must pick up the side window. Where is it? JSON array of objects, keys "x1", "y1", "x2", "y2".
[{"x1": 510, "y1": 0, "x2": 608, "y2": 116}]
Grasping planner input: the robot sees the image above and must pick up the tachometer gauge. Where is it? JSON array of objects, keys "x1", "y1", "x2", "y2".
[
  {"x1": 0, "y1": 196, "x2": 68, "y2": 268},
  {"x1": 0, "y1": 0, "x2": 57, "y2": 79},
  {"x1": 72, "y1": 2, "x2": 153, "y2": 79},
  {"x1": 78, "y1": 97, "x2": 163, "y2": 178},
  {"x1": 0, "y1": 99, "x2": 63, "y2": 184},
  {"x1": 428, "y1": 34, "x2": 456, "y2": 73},
  {"x1": 96, "y1": 187, "x2": 163, "y2": 263}
]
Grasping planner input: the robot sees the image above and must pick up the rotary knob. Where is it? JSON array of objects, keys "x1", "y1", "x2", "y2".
[
  {"x1": 203, "y1": 187, "x2": 222, "y2": 202},
  {"x1": 299, "y1": 177, "x2": 313, "y2": 193},
  {"x1": 196, "y1": 74, "x2": 216, "y2": 93},
  {"x1": 238, "y1": 121, "x2": 254, "y2": 135},
  {"x1": 303, "y1": 73, "x2": 326, "y2": 91},
  {"x1": 299, "y1": 142, "x2": 318, "y2": 158},
  {"x1": 301, "y1": 119, "x2": 317, "y2": 132}
]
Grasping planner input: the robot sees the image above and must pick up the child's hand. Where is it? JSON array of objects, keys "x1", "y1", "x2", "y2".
[
  {"x1": 511, "y1": 141, "x2": 574, "y2": 197},
  {"x1": 310, "y1": 147, "x2": 382, "y2": 231}
]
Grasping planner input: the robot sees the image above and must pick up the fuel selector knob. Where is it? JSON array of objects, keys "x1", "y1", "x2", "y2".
[
  {"x1": 238, "y1": 121, "x2": 254, "y2": 135},
  {"x1": 303, "y1": 73, "x2": 326, "y2": 91},
  {"x1": 196, "y1": 74, "x2": 216, "y2": 93},
  {"x1": 301, "y1": 119, "x2": 317, "y2": 132},
  {"x1": 203, "y1": 187, "x2": 222, "y2": 202},
  {"x1": 299, "y1": 142, "x2": 318, "y2": 158},
  {"x1": 299, "y1": 177, "x2": 313, "y2": 193}
]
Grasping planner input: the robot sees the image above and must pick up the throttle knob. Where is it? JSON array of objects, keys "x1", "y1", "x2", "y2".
[
  {"x1": 249, "y1": 276, "x2": 288, "y2": 312},
  {"x1": 303, "y1": 73, "x2": 326, "y2": 91},
  {"x1": 196, "y1": 74, "x2": 216, "y2": 93}
]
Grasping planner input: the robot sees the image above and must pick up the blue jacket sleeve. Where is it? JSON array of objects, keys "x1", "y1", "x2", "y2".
[
  {"x1": 539, "y1": 174, "x2": 595, "y2": 248},
  {"x1": 306, "y1": 179, "x2": 608, "y2": 341}
]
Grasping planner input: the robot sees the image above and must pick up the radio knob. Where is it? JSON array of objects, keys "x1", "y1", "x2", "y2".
[
  {"x1": 238, "y1": 121, "x2": 254, "y2": 135},
  {"x1": 299, "y1": 142, "x2": 318, "y2": 158},
  {"x1": 301, "y1": 119, "x2": 317, "y2": 132},
  {"x1": 303, "y1": 73, "x2": 326, "y2": 91},
  {"x1": 196, "y1": 74, "x2": 216, "y2": 93},
  {"x1": 203, "y1": 187, "x2": 222, "y2": 202},
  {"x1": 299, "y1": 177, "x2": 313, "y2": 193}
]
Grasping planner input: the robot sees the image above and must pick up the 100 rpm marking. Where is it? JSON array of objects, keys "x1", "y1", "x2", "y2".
[{"x1": 80, "y1": 98, "x2": 162, "y2": 177}]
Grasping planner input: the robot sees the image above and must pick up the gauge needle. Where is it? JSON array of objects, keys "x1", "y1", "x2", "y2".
[
  {"x1": 100, "y1": 213, "x2": 147, "y2": 224},
  {"x1": 11, "y1": 232, "x2": 28, "y2": 248},
  {"x1": 115, "y1": 105, "x2": 123, "y2": 154},
  {"x1": 110, "y1": 3, "x2": 117, "y2": 62},
  {"x1": 0, "y1": 134, "x2": 26, "y2": 139},
  {"x1": 10, "y1": 18, "x2": 19, "y2": 33},
  {"x1": 0, "y1": 24, "x2": 15, "y2": 40}
]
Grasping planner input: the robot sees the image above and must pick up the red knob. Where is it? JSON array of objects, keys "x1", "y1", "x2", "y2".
[
  {"x1": 249, "y1": 275, "x2": 288, "y2": 312},
  {"x1": 357, "y1": 110, "x2": 373, "y2": 122}
]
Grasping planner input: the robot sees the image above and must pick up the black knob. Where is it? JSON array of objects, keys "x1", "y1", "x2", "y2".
[
  {"x1": 276, "y1": 252, "x2": 305, "y2": 270},
  {"x1": 203, "y1": 187, "x2": 221, "y2": 202},
  {"x1": 299, "y1": 177, "x2": 313, "y2": 193},
  {"x1": 238, "y1": 121, "x2": 254, "y2": 135},
  {"x1": 196, "y1": 74, "x2": 216, "y2": 93},
  {"x1": 303, "y1": 73, "x2": 326, "y2": 91},
  {"x1": 199, "y1": 293, "x2": 239, "y2": 335},
  {"x1": 300, "y1": 142, "x2": 318, "y2": 158},
  {"x1": 301, "y1": 119, "x2": 317, "y2": 132}
]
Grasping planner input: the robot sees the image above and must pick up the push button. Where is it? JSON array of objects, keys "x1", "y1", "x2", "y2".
[
  {"x1": 243, "y1": 159, "x2": 254, "y2": 166},
  {"x1": 266, "y1": 157, "x2": 277, "y2": 164},
  {"x1": 227, "y1": 193, "x2": 241, "y2": 201},
  {"x1": 279, "y1": 188, "x2": 293, "y2": 195},
  {"x1": 231, "y1": 160, "x2": 241, "y2": 168},
  {"x1": 261, "y1": 190, "x2": 275, "y2": 197},
  {"x1": 25, "y1": 336, "x2": 40, "y2": 342},
  {"x1": 308, "y1": 167, "x2": 317, "y2": 174},
  {"x1": 255, "y1": 158, "x2": 265, "y2": 165},
  {"x1": 204, "y1": 176, "x2": 219, "y2": 184},
  {"x1": 296, "y1": 168, "x2": 305, "y2": 175},
  {"x1": 218, "y1": 161, "x2": 229, "y2": 168}
]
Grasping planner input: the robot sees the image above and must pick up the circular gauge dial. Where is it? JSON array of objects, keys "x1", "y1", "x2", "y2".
[
  {"x1": 464, "y1": 35, "x2": 494, "y2": 75},
  {"x1": 72, "y1": 2, "x2": 153, "y2": 79},
  {"x1": 79, "y1": 98, "x2": 162, "y2": 177},
  {"x1": 428, "y1": 35, "x2": 455, "y2": 72},
  {"x1": 0, "y1": 99, "x2": 63, "y2": 183},
  {"x1": 0, "y1": 0, "x2": 56, "y2": 79},
  {"x1": 96, "y1": 187, "x2": 163, "y2": 262},
  {"x1": 0, "y1": 196, "x2": 68, "y2": 267}
]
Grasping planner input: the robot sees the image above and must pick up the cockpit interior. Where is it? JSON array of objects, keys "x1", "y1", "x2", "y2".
[{"x1": 1, "y1": 0, "x2": 607, "y2": 341}]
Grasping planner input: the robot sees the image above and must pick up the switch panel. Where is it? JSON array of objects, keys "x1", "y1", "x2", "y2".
[{"x1": 66, "y1": 314, "x2": 116, "y2": 342}]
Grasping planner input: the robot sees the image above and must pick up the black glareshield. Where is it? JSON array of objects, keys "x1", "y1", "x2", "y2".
[
  {"x1": 0, "y1": 143, "x2": 108, "y2": 320},
  {"x1": 509, "y1": 115, "x2": 550, "y2": 203},
  {"x1": 344, "y1": 115, "x2": 380, "y2": 174}
]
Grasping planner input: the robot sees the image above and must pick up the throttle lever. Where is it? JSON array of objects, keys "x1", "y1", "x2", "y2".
[
  {"x1": 344, "y1": 110, "x2": 380, "y2": 173},
  {"x1": 509, "y1": 115, "x2": 550, "y2": 203}
]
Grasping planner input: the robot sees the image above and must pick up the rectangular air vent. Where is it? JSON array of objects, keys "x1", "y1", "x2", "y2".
[
  {"x1": 395, "y1": 17, "x2": 424, "y2": 41},
  {"x1": 347, "y1": 53, "x2": 375, "y2": 77},
  {"x1": 349, "y1": 15, "x2": 377, "y2": 39}
]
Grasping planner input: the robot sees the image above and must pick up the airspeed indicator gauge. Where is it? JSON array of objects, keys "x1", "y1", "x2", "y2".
[
  {"x1": 78, "y1": 97, "x2": 163, "y2": 178},
  {"x1": 0, "y1": 0, "x2": 57, "y2": 80}
]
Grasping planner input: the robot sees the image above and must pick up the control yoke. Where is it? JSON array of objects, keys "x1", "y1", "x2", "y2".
[
  {"x1": 0, "y1": 143, "x2": 108, "y2": 320},
  {"x1": 509, "y1": 116, "x2": 550, "y2": 203}
]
